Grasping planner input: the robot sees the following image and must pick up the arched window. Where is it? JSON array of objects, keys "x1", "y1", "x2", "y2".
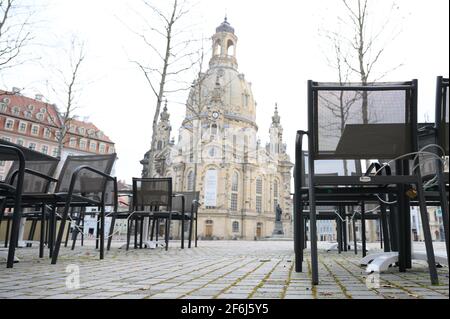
[
  {"x1": 211, "y1": 123, "x2": 218, "y2": 135},
  {"x1": 230, "y1": 172, "x2": 238, "y2": 211},
  {"x1": 227, "y1": 39, "x2": 234, "y2": 56},
  {"x1": 232, "y1": 221, "x2": 239, "y2": 233},
  {"x1": 187, "y1": 171, "x2": 194, "y2": 191},
  {"x1": 214, "y1": 40, "x2": 222, "y2": 56},
  {"x1": 157, "y1": 140, "x2": 163, "y2": 150},
  {"x1": 256, "y1": 177, "x2": 263, "y2": 213}
]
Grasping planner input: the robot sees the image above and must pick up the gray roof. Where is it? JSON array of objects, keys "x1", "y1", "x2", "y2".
[{"x1": 216, "y1": 17, "x2": 234, "y2": 34}]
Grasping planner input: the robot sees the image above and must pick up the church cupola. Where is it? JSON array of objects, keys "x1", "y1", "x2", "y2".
[{"x1": 210, "y1": 17, "x2": 238, "y2": 70}]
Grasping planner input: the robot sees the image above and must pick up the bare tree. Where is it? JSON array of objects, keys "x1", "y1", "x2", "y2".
[
  {"x1": 45, "y1": 37, "x2": 86, "y2": 158},
  {"x1": 339, "y1": 0, "x2": 403, "y2": 124},
  {"x1": 128, "y1": 0, "x2": 202, "y2": 177},
  {"x1": 0, "y1": 0, "x2": 35, "y2": 72}
]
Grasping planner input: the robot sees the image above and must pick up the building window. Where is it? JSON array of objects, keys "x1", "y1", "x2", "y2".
[
  {"x1": 208, "y1": 147, "x2": 217, "y2": 158},
  {"x1": 256, "y1": 177, "x2": 262, "y2": 214},
  {"x1": 19, "y1": 121, "x2": 27, "y2": 133},
  {"x1": 36, "y1": 113, "x2": 44, "y2": 121},
  {"x1": 31, "y1": 124, "x2": 39, "y2": 135},
  {"x1": 16, "y1": 138, "x2": 24, "y2": 146},
  {"x1": 52, "y1": 148, "x2": 59, "y2": 157},
  {"x1": 29, "y1": 143, "x2": 36, "y2": 151},
  {"x1": 1, "y1": 136, "x2": 11, "y2": 142},
  {"x1": 90, "y1": 141, "x2": 97, "y2": 151},
  {"x1": 79, "y1": 127, "x2": 85, "y2": 135},
  {"x1": 230, "y1": 172, "x2": 238, "y2": 211},
  {"x1": 41, "y1": 145, "x2": 49, "y2": 154},
  {"x1": 187, "y1": 171, "x2": 194, "y2": 191},
  {"x1": 24, "y1": 111, "x2": 32, "y2": 119},
  {"x1": 230, "y1": 193, "x2": 238, "y2": 211},
  {"x1": 0, "y1": 102, "x2": 6, "y2": 112},
  {"x1": 12, "y1": 106, "x2": 20, "y2": 116},
  {"x1": 273, "y1": 181, "x2": 279, "y2": 211},
  {"x1": 233, "y1": 135, "x2": 237, "y2": 159},
  {"x1": 232, "y1": 221, "x2": 239, "y2": 233},
  {"x1": 99, "y1": 143, "x2": 106, "y2": 154},
  {"x1": 69, "y1": 137, "x2": 77, "y2": 147},
  {"x1": 79, "y1": 139, "x2": 87, "y2": 150},
  {"x1": 211, "y1": 124, "x2": 218, "y2": 135},
  {"x1": 44, "y1": 128, "x2": 51, "y2": 139},
  {"x1": 5, "y1": 119, "x2": 14, "y2": 130}
]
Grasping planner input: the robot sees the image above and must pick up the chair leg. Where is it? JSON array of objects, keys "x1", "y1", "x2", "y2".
[
  {"x1": 64, "y1": 209, "x2": 73, "y2": 247},
  {"x1": 294, "y1": 197, "x2": 303, "y2": 272},
  {"x1": 181, "y1": 217, "x2": 185, "y2": 249},
  {"x1": 165, "y1": 215, "x2": 172, "y2": 251},
  {"x1": 71, "y1": 211, "x2": 83, "y2": 250},
  {"x1": 436, "y1": 165, "x2": 449, "y2": 265},
  {"x1": 7, "y1": 194, "x2": 24, "y2": 268},
  {"x1": 139, "y1": 216, "x2": 144, "y2": 249},
  {"x1": 5, "y1": 218, "x2": 11, "y2": 248},
  {"x1": 352, "y1": 216, "x2": 357, "y2": 255},
  {"x1": 134, "y1": 218, "x2": 138, "y2": 249},
  {"x1": 39, "y1": 205, "x2": 45, "y2": 258},
  {"x1": 51, "y1": 201, "x2": 72, "y2": 265},
  {"x1": 100, "y1": 206, "x2": 105, "y2": 260},
  {"x1": 188, "y1": 217, "x2": 193, "y2": 248},
  {"x1": 195, "y1": 215, "x2": 198, "y2": 248},
  {"x1": 28, "y1": 219, "x2": 37, "y2": 241},
  {"x1": 150, "y1": 218, "x2": 155, "y2": 241},
  {"x1": 155, "y1": 219, "x2": 160, "y2": 243},
  {"x1": 416, "y1": 180, "x2": 439, "y2": 285},
  {"x1": 126, "y1": 219, "x2": 131, "y2": 251},
  {"x1": 96, "y1": 213, "x2": 100, "y2": 249},
  {"x1": 380, "y1": 203, "x2": 391, "y2": 252},
  {"x1": 48, "y1": 207, "x2": 56, "y2": 258},
  {"x1": 361, "y1": 203, "x2": 367, "y2": 258},
  {"x1": 107, "y1": 216, "x2": 116, "y2": 251}
]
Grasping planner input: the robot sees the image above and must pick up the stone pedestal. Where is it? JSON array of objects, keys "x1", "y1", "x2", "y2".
[{"x1": 272, "y1": 221, "x2": 284, "y2": 237}]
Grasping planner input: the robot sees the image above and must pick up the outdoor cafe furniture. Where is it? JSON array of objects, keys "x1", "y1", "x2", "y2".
[
  {"x1": 294, "y1": 79, "x2": 440, "y2": 285},
  {"x1": 1, "y1": 139, "x2": 59, "y2": 263},
  {"x1": 2, "y1": 152, "x2": 117, "y2": 266},
  {"x1": 0, "y1": 141, "x2": 25, "y2": 268}
]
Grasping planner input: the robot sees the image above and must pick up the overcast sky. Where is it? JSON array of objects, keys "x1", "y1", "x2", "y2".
[{"x1": 1, "y1": 0, "x2": 449, "y2": 183}]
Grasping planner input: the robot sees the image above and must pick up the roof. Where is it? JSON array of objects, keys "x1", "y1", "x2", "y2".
[
  {"x1": 0, "y1": 90, "x2": 61, "y2": 128},
  {"x1": 67, "y1": 118, "x2": 114, "y2": 144},
  {"x1": 216, "y1": 17, "x2": 235, "y2": 34}
]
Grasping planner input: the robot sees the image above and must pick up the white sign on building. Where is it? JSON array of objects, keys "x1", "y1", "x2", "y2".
[{"x1": 204, "y1": 169, "x2": 217, "y2": 207}]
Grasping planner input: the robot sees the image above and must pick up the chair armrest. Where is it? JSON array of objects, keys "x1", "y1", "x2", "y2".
[{"x1": 10, "y1": 168, "x2": 58, "y2": 186}]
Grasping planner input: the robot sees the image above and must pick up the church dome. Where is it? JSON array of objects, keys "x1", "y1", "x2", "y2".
[{"x1": 216, "y1": 17, "x2": 235, "y2": 34}]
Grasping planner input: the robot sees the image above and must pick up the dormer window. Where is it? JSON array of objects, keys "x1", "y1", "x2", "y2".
[
  {"x1": 12, "y1": 106, "x2": 20, "y2": 116},
  {"x1": 0, "y1": 103, "x2": 6, "y2": 112},
  {"x1": 36, "y1": 113, "x2": 44, "y2": 121},
  {"x1": 2, "y1": 97, "x2": 10, "y2": 104},
  {"x1": 40, "y1": 107, "x2": 46, "y2": 113},
  {"x1": 24, "y1": 111, "x2": 32, "y2": 119},
  {"x1": 78, "y1": 127, "x2": 85, "y2": 135},
  {"x1": 27, "y1": 104, "x2": 35, "y2": 111}
]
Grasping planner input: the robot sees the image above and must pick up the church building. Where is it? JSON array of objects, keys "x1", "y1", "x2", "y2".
[{"x1": 141, "y1": 18, "x2": 293, "y2": 240}]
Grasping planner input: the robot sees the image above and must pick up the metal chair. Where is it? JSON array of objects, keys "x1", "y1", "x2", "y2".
[
  {"x1": 296, "y1": 80, "x2": 439, "y2": 285},
  {"x1": 171, "y1": 191, "x2": 200, "y2": 248}
]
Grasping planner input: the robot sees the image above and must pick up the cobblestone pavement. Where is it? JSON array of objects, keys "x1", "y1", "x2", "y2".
[{"x1": 0, "y1": 241, "x2": 448, "y2": 299}]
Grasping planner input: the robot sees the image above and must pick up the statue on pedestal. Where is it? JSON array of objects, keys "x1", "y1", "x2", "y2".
[{"x1": 272, "y1": 204, "x2": 284, "y2": 236}]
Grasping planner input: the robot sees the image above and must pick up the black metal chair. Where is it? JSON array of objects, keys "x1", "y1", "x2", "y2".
[
  {"x1": 296, "y1": 80, "x2": 439, "y2": 285},
  {"x1": 1, "y1": 149, "x2": 59, "y2": 259},
  {"x1": 2, "y1": 153, "x2": 117, "y2": 264},
  {"x1": 129, "y1": 178, "x2": 173, "y2": 251},
  {"x1": 0, "y1": 142, "x2": 25, "y2": 268},
  {"x1": 171, "y1": 191, "x2": 200, "y2": 249}
]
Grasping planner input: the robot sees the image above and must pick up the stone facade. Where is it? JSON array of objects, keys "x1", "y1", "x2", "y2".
[{"x1": 142, "y1": 19, "x2": 293, "y2": 240}]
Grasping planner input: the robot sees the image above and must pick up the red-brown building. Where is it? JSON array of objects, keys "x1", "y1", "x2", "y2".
[{"x1": 0, "y1": 89, "x2": 115, "y2": 180}]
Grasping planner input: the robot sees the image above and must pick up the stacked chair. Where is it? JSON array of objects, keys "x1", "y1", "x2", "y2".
[{"x1": 294, "y1": 79, "x2": 443, "y2": 285}]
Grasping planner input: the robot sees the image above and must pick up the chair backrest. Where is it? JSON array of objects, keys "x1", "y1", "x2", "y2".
[
  {"x1": 132, "y1": 178, "x2": 172, "y2": 211},
  {"x1": 56, "y1": 154, "x2": 117, "y2": 196},
  {"x1": 172, "y1": 191, "x2": 200, "y2": 214},
  {"x1": 1, "y1": 139, "x2": 59, "y2": 193},
  {"x1": 6, "y1": 160, "x2": 59, "y2": 194},
  {"x1": 435, "y1": 76, "x2": 449, "y2": 155},
  {"x1": 309, "y1": 80, "x2": 418, "y2": 160}
]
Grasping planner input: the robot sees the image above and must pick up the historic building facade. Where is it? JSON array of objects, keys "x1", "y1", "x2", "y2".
[{"x1": 141, "y1": 19, "x2": 293, "y2": 240}]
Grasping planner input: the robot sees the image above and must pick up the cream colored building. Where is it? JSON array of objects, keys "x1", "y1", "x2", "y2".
[{"x1": 141, "y1": 19, "x2": 293, "y2": 240}]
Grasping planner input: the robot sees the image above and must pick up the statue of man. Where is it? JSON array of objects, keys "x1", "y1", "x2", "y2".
[{"x1": 276, "y1": 204, "x2": 282, "y2": 222}]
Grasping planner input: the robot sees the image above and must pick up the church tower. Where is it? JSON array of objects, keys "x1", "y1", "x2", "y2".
[
  {"x1": 268, "y1": 104, "x2": 285, "y2": 156},
  {"x1": 210, "y1": 17, "x2": 238, "y2": 70},
  {"x1": 153, "y1": 100, "x2": 171, "y2": 152}
]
